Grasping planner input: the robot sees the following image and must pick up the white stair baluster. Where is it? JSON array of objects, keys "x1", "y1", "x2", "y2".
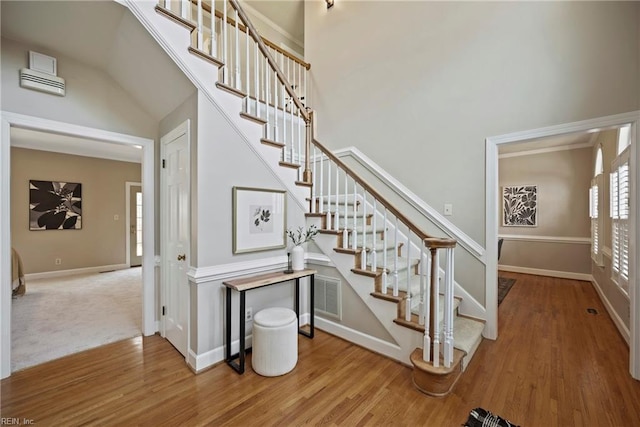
[
  {"x1": 197, "y1": 0, "x2": 203, "y2": 50},
  {"x1": 334, "y1": 166, "x2": 339, "y2": 231},
  {"x1": 444, "y1": 246, "x2": 455, "y2": 368},
  {"x1": 342, "y1": 170, "x2": 348, "y2": 249},
  {"x1": 273, "y1": 52, "x2": 278, "y2": 141},
  {"x1": 382, "y1": 207, "x2": 388, "y2": 293},
  {"x1": 210, "y1": 0, "x2": 217, "y2": 57},
  {"x1": 288, "y1": 61, "x2": 294, "y2": 164},
  {"x1": 418, "y1": 245, "x2": 425, "y2": 325},
  {"x1": 423, "y1": 245, "x2": 432, "y2": 362},
  {"x1": 244, "y1": 26, "x2": 249, "y2": 97},
  {"x1": 181, "y1": 0, "x2": 189, "y2": 20},
  {"x1": 281, "y1": 58, "x2": 288, "y2": 160},
  {"x1": 266, "y1": 59, "x2": 270, "y2": 138},
  {"x1": 297, "y1": 108, "x2": 301, "y2": 180},
  {"x1": 318, "y1": 153, "x2": 324, "y2": 214},
  {"x1": 369, "y1": 198, "x2": 376, "y2": 272},
  {"x1": 351, "y1": 181, "x2": 357, "y2": 251},
  {"x1": 254, "y1": 40, "x2": 259, "y2": 117},
  {"x1": 360, "y1": 191, "x2": 367, "y2": 270},
  {"x1": 311, "y1": 147, "x2": 316, "y2": 213},
  {"x1": 326, "y1": 162, "x2": 332, "y2": 230},
  {"x1": 222, "y1": 0, "x2": 228, "y2": 84},
  {"x1": 234, "y1": 9, "x2": 240, "y2": 90},
  {"x1": 432, "y1": 249, "x2": 440, "y2": 368},
  {"x1": 405, "y1": 229, "x2": 412, "y2": 321},
  {"x1": 393, "y1": 216, "x2": 399, "y2": 296}
]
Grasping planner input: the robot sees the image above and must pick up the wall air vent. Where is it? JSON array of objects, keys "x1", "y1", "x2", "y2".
[
  {"x1": 314, "y1": 275, "x2": 341, "y2": 319},
  {"x1": 20, "y1": 68, "x2": 66, "y2": 96}
]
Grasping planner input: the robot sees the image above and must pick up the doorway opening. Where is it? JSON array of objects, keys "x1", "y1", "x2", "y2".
[
  {"x1": 485, "y1": 111, "x2": 640, "y2": 379},
  {"x1": 0, "y1": 112, "x2": 156, "y2": 379}
]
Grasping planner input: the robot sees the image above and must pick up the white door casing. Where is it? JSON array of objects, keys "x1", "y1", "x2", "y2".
[
  {"x1": 161, "y1": 120, "x2": 190, "y2": 357},
  {"x1": 485, "y1": 110, "x2": 640, "y2": 380},
  {"x1": 0, "y1": 112, "x2": 156, "y2": 379}
]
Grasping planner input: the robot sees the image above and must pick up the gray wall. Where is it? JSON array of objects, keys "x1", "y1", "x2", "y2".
[
  {"x1": 1, "y1": 37, "x2": 157, "y2": 138},
  {"x1": 591, "y1": 129, "x2": 630, "y2": 331},
  {"x1": 305, "y1": 1, "x2": 639, "y2": 245},
  {"x1": 11, "y1": 148, "x2": 141, "y2": 273},
  {"x1": 305, "y1": 0, "x2": 639, "y2": 302},
  {"x1": 498, "y1": 147, "x2": 592, "y2": 275}
]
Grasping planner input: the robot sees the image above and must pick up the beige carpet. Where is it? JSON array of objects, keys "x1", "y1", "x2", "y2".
[{"x1": 11, "y1": 267, "x2": 142, "y2": 372}]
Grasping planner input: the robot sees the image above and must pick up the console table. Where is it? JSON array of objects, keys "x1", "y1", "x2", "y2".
[{"x1": 223, "y1": 269, "x2": 316, "y2": 374}]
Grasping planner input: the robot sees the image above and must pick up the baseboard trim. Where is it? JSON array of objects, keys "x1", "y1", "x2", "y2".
[
  {"x1": 590, "y1": 277, "x2": 630, "y2": 345},
  {"x1": 24, "y1": 263, "x2": 129, "y2": 281},
  {"x1": 187, "y1": 313, "x2": 312, "y2": 373},
  {"x1": 315, "y1": 317, "x2": 402, "y2": 362},
  {"x1": 498, "y1": 265, "x2": 592, "y2": 282},
  {"x1": 188, "y1": 335, "x2": 254, "y2": 373}
]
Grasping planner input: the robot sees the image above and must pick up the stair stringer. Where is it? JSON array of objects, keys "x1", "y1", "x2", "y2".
[
  {"x1": 124, "y1": 0, "x2": 310, "y2": 207},
  {"x1": 313, "y1": 229, "x2": 423, "y2": 366}
]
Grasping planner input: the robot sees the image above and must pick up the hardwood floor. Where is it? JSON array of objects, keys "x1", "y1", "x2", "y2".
[{"x1": 2, "y1": 273, "x2": 640, "y2": 426}]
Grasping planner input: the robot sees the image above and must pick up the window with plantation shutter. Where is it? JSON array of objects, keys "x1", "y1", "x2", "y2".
[
  {"x1": 590, "y1": 147, "x2": 603, "y2": 265},
  {"x1": 610, "y1": 138, "x2": 630, "y2": 294}
]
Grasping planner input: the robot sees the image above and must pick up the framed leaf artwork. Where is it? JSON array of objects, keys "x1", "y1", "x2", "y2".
[
  {"x1": 232, "y1": 186, "x2": 286, "y2": 253},
  {"x1": 29, "y1": 180, "x2": 82, "y2": 230},
  {"x1": 502, "y1": 185, "x2": 537, "y2": 227}
]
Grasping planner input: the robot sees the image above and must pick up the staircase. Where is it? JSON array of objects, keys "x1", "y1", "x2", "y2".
[{"x1": 132, "y1": 0, "x2": 485, "y2": 396}]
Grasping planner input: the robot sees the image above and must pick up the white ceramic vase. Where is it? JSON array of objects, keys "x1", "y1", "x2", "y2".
[{"x1": 291, "y1": 245, "x2": 304, "y2": 271}]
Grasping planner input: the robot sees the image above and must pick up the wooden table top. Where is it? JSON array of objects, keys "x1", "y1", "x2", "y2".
[{"x1": 223, "y1": 269, "x2": 317, "y2": 292}]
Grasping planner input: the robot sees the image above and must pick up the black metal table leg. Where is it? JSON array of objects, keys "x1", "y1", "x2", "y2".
[
  {"x1": 309, "y1": 274, "x2": 314, "y2": 338},
  {"x1": 239, "y1": 291, "x2": 246, "y2": 374},
  {"x1": 225, "y1": 287, "x2": 245, "y2": 374},
  {"x1": 225, "y1": 287, "x2": 231, "y2": 363},
  {"x1": 298, "y1": 276, "x2": 314, "y2": 338}
]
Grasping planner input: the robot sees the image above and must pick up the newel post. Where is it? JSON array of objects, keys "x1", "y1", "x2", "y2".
[{"x1": 303, "y1": 108, "x2": 314, "y2": 184}]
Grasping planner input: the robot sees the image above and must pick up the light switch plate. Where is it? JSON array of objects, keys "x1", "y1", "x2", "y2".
[{"x1": 444, "y1": 204, "x2": 453, "y2": 216}]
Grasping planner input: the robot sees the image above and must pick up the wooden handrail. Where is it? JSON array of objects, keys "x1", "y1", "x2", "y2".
[
  {"x1": 188, "y1": 0, "x2": 311, "y2": 70},
  {"x1": 312, "y1": 138, "x2": 435, "y2": 242},
  {"x1": 424, "y1": 237, "x2": 457, "y2": 249},
  {"x1": 229, "y1": 0, "x2": 310, "y2": 123}
]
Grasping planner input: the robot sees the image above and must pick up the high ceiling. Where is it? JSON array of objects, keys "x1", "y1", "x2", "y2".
[
  {"x1": 1, "y1": 0, "x2": 196, "y2": 161},
  {"x1": 1, "y1": 0, "x2": 195, "y2": 122}
]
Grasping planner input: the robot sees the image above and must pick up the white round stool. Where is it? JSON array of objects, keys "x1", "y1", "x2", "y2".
[{"x1": 252, "y1": 307, "x2": 298, "y2": 376}]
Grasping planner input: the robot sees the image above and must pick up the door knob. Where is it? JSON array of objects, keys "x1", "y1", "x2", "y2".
[{"x1": 177, "y1": 254, "x2": 186, "y2": 261}]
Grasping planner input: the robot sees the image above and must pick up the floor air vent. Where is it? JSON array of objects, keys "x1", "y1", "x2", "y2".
[{"x1": 314, "y1": 275, "x2": 341, "y2": 319}]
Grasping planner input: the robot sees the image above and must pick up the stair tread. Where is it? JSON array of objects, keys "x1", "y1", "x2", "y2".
[{"x1": 451, "y1": 316, "x2": 484, "y2": 355}]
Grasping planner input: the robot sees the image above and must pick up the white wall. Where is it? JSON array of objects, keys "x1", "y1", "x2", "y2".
[{"x1": 305, "y1": 1, "x2": 639, "y2": 246}]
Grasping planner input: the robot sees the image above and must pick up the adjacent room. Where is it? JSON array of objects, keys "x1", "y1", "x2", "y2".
[{"x1": 10, "y1": 128, "x2": 143, "y2": 371}]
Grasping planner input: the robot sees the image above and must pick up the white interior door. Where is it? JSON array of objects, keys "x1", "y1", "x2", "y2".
[{"x1": 162, "y1": 122, "x2": 190, "y2": 356}]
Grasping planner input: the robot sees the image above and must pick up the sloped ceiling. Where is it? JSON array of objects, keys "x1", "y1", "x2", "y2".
[{"x1": 1, "y1": 0, "x2": 195, "y2": 122}]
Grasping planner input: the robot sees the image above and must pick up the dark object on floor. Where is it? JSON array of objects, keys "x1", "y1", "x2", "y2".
[
  {"x1": 498, "y1": 238, "x2": 504, "y2": 260},
  {"x1": 464, "y1": 407, "x2": 520, "y2": 427},
  {"x1": 498, "y1": 277, "x2": 516, "y2": 305}
]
